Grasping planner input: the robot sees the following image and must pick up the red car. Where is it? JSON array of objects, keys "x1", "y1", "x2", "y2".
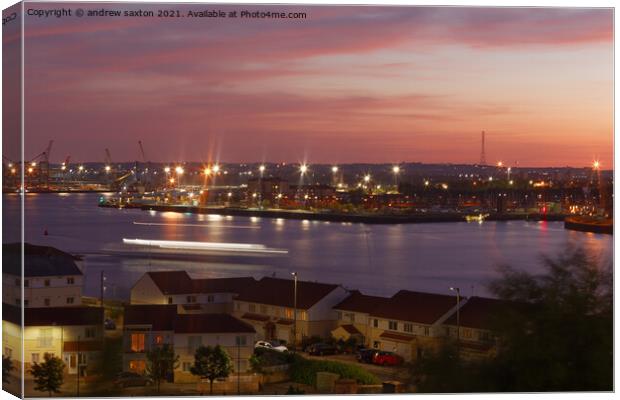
[{"x1": 372, "y1": 351, "x2": 402, "y2": 366}]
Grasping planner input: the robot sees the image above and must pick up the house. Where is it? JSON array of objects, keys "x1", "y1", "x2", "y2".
[
  {"x1": 2, "y1": 303, "x2": 103, "y2": 376},
  {"x1": 122, "y1": 304, "x2": 256, "y2": 383},
  {"x1": 3, "y1": 243, "x2": 84, "y2": 308},
  {"x1": 130, "y1": 271, "x2": 255, "y2": 313},
  {"x1": 441, "y1": 296, "x2": 508, "y2": 360},
  {"x1": 331, "y1": 290, "x2": 390, "y2": 344},
  {"x1": 333, "y1": 290, "x2": 462, "y2": 362},
  {"x1": 233, "y1": 277, "x2": 349, "y2": 344}
]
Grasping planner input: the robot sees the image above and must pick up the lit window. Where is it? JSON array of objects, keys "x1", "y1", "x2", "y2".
[
  {"x1": 131, "y1": 334, "x2": 145, "y2": 352},
  {"x1": 85, "y1": 328, "x2": 96, "y2": 338},
  {"x1": 154, "y1": 335, "x2": 163, "y2": 345},
  {"x1": 129, "y1": 360, "x2": 146, "y2": 373},
  {"x1": 424, "y1": 327, "x2": 430, "y2": 336},
  {"x1": 285, "y1": 308, "x2": 293, "y2": 319},
  {"x1": 32, "y1": 353, "x2": 40, "y2": 363},
  {"x1": 260, "y1": 305, "x2": 267, "y2": 314},
  {"x1": 38, "y1": 329, "x2": 52, "y2": 347}
]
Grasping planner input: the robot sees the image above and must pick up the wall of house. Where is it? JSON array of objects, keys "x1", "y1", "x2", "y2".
[
  {"x1": 334, "y1": 310, "x2": 372, "y2": 345},
  {"x1": 3, "y1": 274, "x2": 83, "y2": 307},
  {"x1": 129, "y1": 275, "x2": 166, "y2": 304},
  {"x1": 173, "y1": 332, "x2": 255, "y2": 383},
  {"x1": 2, "y1": 320, "x2": 22, "y2": 372}
]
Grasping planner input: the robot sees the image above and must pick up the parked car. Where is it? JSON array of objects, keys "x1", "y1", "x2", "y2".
[
  {"x1": 114, "y1": 372, "x2": 153, "y2": 388},
  {"x1": 356, "y1": 348, "x2": 378, "y2": 363},
  {"x1": 372, "y1": 351, "x2": 403, "y2": 366},
  {"x1": 104, "y1": 318, "x2": 116, "y2": 330},
  {"x1": 255, "y1": 340, "x2": 289, "y2": 352},
  {"x1": 306, "y1": 342, "x2": 338, "y2": 356}
]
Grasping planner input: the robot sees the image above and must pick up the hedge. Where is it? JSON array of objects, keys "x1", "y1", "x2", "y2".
[{"x1": 289, "y1": 356, "x2": 380, "y2": 386}]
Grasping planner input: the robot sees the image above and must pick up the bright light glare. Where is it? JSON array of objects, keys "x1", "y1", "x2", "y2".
[
  {"x1": 392, "y1": 166, "x2": 400, "y2": 174},
  {"x1": 300, "y1": 164, "x2": 308, "y2": 174},
  {"x1": 364, "y1": 175, "x2": 371, "y2": 182},
  {"x1": 175, "y1": 166, "x2": 184, "y2": 175},
  {"x1": 332, "y1": 166, "x2": 338, "y2": 173},
  {"x1": 259, "y1": 165, "x2": 266, "y2": 173},
  {"x1": 122, "y1": 238, "x2": 288, "y2": 254},
  {"x1": 164, "y1": 167, "x2": 171, "y2": 173},
  {"x1": 213, "y1": 165, "x2": 220, "y2": 173},
  {"x1": 593, "y1": 160, "x2": 600, "y2": 170}
]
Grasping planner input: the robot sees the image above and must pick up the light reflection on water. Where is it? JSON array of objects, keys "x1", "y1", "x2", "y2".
[{"x1": 3, "y1": 192, "x2": 613, "y2": 300}]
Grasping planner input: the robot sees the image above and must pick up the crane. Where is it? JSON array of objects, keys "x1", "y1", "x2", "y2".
[
  {"x1": 27, "y1": 140, "x2": 54, "y2": 189},
  {"x1": 104, "y1": 148, "x2": 113, "y2": 174}
]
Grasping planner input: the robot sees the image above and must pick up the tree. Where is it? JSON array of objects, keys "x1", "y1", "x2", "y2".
[
  {"x1": 145, "y1": 344, "x2": 179, "y2": 393},
  {"x1": 411, "y1": 247, "x2": 612, "y2": 392},
  {"x1": 190, "y1": 345, "x2": 232, "y2": 395},
  {"x1": 30, "y1": 353, "x2": 65, "y2": 396},
  {"x1": 2, "y1": 355, "x2": 14, "y2": 384}
]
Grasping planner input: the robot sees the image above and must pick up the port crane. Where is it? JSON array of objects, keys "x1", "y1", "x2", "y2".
[{"x1": 27, "y1": 140, "x2": 54, "y2": 189}]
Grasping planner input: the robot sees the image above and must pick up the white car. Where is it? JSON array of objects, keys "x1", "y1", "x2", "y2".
[{"x1": 254, "y1": 340, "x2": 289, "y2": 352}]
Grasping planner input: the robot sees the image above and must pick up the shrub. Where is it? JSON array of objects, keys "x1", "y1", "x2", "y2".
[{"x1": 289, "y1": 356, "x2": 379, "y2": 386}]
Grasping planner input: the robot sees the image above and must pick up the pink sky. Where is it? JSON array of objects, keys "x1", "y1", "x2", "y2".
[{"x1": 11, "y1": 4, "x2": 613, "y2": 167}]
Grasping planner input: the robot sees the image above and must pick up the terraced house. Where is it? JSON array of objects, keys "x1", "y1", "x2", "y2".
[
  {"x1": 3, "y1": 243, "x2": 84, "y2": 308},
  {"x1": 3, "y1": 303, "x2": 104, "y2": 376},
  {"x1": 122, "y1": 304, "x2": 256, "y2": 382},
  {"x1": 333, "y1": 290, "x2": 462, "y2": 362},
  {"x1": 233, "y1": 277, "x2": 349, "y2": 344}
]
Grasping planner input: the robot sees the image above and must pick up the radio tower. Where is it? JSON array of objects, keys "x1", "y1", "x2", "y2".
[{"x1": 480, "y1": 131, "x2": 487, "y2": 165}]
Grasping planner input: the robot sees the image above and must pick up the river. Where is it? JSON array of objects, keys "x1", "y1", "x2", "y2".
[{"x1": 3, "y1": 192, "x2": 612, "y2": 299}]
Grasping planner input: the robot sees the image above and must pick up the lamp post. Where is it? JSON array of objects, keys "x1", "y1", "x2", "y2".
[
  {"x1": 450, "y1": 287, "x2": 460, "y2": 355},
  {"x1": 291, "y1": 272, "x2": 298, "y2": 352},
  {"x1": 392, "y1": 165, "x2": 400, "y2": 191}
]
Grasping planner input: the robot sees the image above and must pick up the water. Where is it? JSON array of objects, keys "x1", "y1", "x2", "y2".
[{"x1": 3, "y1": 192, "x2": 612, "y2": 299}]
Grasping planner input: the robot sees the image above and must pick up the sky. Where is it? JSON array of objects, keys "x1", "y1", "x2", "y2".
[{"x1": 5, "y1": 4, "x2": 614, "y2": 167}]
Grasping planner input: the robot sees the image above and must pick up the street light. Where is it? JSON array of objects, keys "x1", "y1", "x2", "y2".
[
  {"x1": 164, "y1": 166, "x2": 171, "y2": 173},
  {"x1": 299, "y1": 164, "x2": 308, "y2": 175},
  {"x1": 331, "y1": 166, "x2": 338, "y2": 173},
  {"x1": 291, "y1": 272, "x2": 298, "y2": 352},
  {"x1": 175, "y1": 166, "x2": 184, "y2": 175},
  {"x1": 450, "y1": 287, "x2": 461, "y2": 354},
  {"x1": 212, "y1": 164, "x2": 220, "y2": 174},
  {"x1": 259, "y1": 165, "x2": 266, "y2": 173}
]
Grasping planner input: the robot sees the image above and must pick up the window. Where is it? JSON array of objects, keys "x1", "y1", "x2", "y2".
[
  {"x1": 130, "y1": 333, "x2": 145, "y2": 352},
  {"x1": 249, "y1": 304, "x2": 256, "y2": 313},
  {"x1": 67, "y1": 297, "x2": 75, "y2": 305},
  {"x1": 404, "y1": 323, "x2": 413, "y2": 333},
  {"x1": 186, "y1": 295, "x2": 196, "y2": 303},
  {"x1": 168, "y1": 297, "x2": 173, "y2": 304},
  {"x1": 479, "y1": 331, "x2": 490, "y2": 342},
  {"x1": 424, "y1": 327, "x2": 430, "y2": 336},
  {"x1": 44, "y1": 279, "x2": 50, "y2": 287},
  {"x1": 336, "y1": 311, "x2": 342, "y2": 320},
  {"x1": 32, "y1": 353, "x2": 40, "y2": 364},
  {"x1": 463, "y1": 329, "x2": 472, "y2": 339},
  {"x1": 235, "y1": 336, "x2": 247, "y2": 346},
  {"x1": 24, "y1": 280, "x2": 29, "y2": 288},
  {"x1": 345, "y1": 313, "x2": 355, "y2": 323},
  {"x1": 285, "y1": 308, "x2": 293, "y2": 319},
  {"x1": 38, "y1": 329, "x2": 52, "y2": 347},
  {"x1": 299, "y1": 311, "x2": 308, "y2": 321},
  {"x1": 373, "y1": 341, "x2": 380, "y2": 349},
  {"x1": 67, "y1": 277, "x2": 75, "y2": 285},
  {"x1": 188, "y1": 336, "x2": 202, "y2": 354},
  {"x1": 85, "y1": 328, "x2": 96, "y2": 338},
  {"x1": 129, "y1": 360, "x2": 146, "y2": 373},
  {"x1": 373, "y1": 319, "x2": 379, "y2": 328},
  {"x1": 388, "y1": 321, "x2": 398, "y2": 331},
  {"x1": 182, "y1": 362, "x2": 192, "y2": 372},
  {"x1": 260, "y1": 305, "x2": 267, "y2": 314},
  {"x1": 44, "y1": 298, "x2": 51, "y2": 306},
  {"x1": 154, "y1": 335, "x2": 163, "y2": 345},
  {"x1": 207, "y1": 295, "x2": 215, "y2": 303}
]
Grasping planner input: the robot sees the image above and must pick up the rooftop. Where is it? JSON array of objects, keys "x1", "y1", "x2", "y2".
[
  {"x1": 124, "y1": 305, "x2": 255, "y2": 334},
  {"x1": 2, "y1": 303, "x2": 103, "y2": 326},
  {"x1": 145, "y1": 271, "x2": 256, "y2": 295},
  {"x1": 234, "y1": 277, "x2": 340, "y2": 309},
  {"x1": 3, "y1": 243, "x2": 82, "y2": 277}
]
